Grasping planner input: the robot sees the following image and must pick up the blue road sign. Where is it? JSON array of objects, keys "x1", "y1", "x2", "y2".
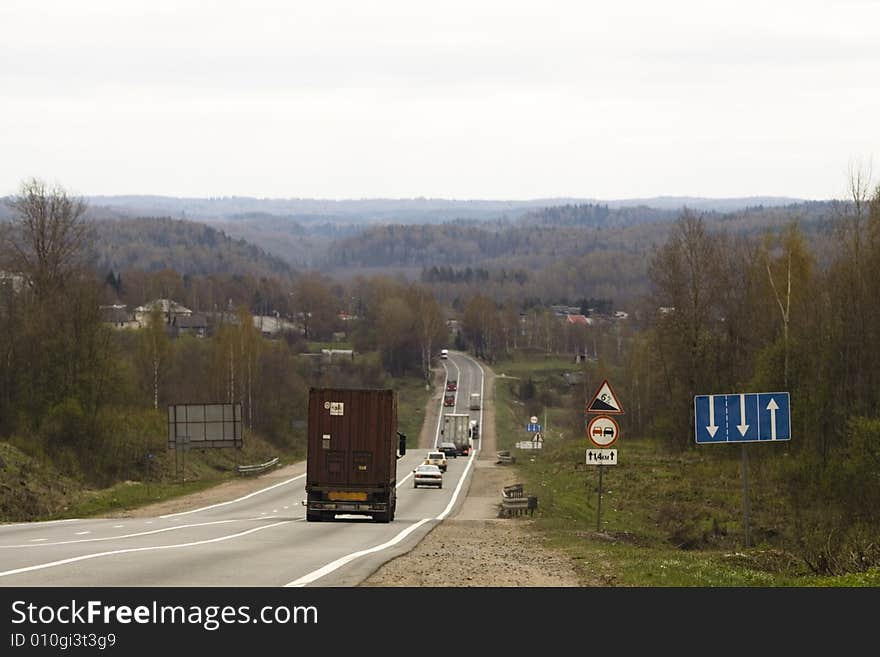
[
  {"x1": 526, "y1": 423, "x2": 542, "y2": 433},
  {"x1": 694, "y1": 392, "x2": 790, "y2": 444}
]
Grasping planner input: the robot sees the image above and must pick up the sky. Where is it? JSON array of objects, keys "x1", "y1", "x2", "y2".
[{"x1": 2, "y1": 0, "x2": 878, "y2": 201}]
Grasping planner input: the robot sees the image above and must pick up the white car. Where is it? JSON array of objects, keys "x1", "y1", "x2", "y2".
[
  {"x1": 423, "y1": 451, "x2": 448, "y2": 472},
  {"x1": 440, "y1": 349, "x2": 448, "y2": 359},
  {"x1": 413, "y1": 464, "x2": 443, "y2": 488}
]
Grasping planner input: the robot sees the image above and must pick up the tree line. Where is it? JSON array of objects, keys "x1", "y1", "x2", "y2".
[
  {"x1": 0, "y1": 180, "x2": 445, "y2": 491},
  {"x1": 622, "y1": 179, "x2": 880, "y2": 573}
]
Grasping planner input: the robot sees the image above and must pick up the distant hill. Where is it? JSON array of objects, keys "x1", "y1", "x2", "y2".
[
  {"x1": 602, "y1": 196, "x2": 807, "y2": 212},
  {"x1": 91, "y1": 217, "x2": 295, "y2": 280},
  {"x1": 78, "y1": 194, "x2": 810, "y2": 224},
  {"x1": 62, "y1": 195, "x2": 812, "y2": 269}
]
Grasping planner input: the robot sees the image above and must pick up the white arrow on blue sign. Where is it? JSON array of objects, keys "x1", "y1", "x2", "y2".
[
  {"x1": 694, "y1": 392, "x2": 790, "y2": 444},
  {"x1": 526, "y1": 423, "x2": 542, "y2": 433}
]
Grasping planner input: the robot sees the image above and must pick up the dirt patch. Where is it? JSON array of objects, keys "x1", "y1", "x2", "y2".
[
  {"x1": 477, "y1": 365, "x2": 497, "y2": 457},
  {"x1": 104, "y1": 460, "x2": 307, "y2": 518},
  {"x1": 362, "y1": 461, "x2": 582, "y2": 586}
]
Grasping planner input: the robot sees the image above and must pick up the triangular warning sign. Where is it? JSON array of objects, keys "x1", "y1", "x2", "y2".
[{"x1": 587, "y1": 379, "x2": 624, "y2": 414}]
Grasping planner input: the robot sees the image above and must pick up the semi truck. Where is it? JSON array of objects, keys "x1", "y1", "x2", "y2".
[
  {"x1": 304, "y1": 388, "x2": 406, "y2": 523},
  {"x1": 441, "y1": 413, "x2": 472, "y2": 456}
]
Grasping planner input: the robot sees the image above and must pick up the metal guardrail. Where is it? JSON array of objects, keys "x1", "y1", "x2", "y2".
[
  {"x1": 499, "y1": 482, "x2": 537, "y2": 517},
  {"x1": 502, "y1": 483, "x2": 524, "y2": 498},
  {"x1": 496, "y1": 450, "x2": 516, "y2": 465},
  {"x1": 235, "y1": 457, "x2": 280, "y2": 476}
]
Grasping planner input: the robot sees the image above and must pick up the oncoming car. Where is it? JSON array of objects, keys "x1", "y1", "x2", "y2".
[
  {"x1": 446, "y1": 380, "x2": 457, "y2": 392},
  {"x1": 440, "y1": 349, "x2": 448, "y2": 359},
  {"x1": 423, "y1": 450, "x2": 448, "y2": 472},
  {"x1": 444, "y1": 394, "x2": 455, "y2": 407},
  {"x1": 413, "y1": 464, "x2": 443, "y2": 488}
]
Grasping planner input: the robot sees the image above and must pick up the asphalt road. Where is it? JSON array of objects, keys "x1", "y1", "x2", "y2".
[{"x1": 0, "y1": 351, "x2": 484, "y2": 587}]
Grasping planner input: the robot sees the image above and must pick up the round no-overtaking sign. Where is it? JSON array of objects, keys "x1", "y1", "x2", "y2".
[{"x1": 587, "y1": 415, "x2": 620, "y2": 448}]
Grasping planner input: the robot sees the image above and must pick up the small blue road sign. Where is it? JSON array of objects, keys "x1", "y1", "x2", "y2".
[
  {"x1": 694, "y1": 392, "x2": 790, "y2": 444},
  {"x1": 526, "y1": 423, "x2": 542, "y2": 433}
]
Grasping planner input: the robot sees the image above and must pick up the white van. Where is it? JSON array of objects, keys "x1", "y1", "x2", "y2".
[{"x1": 440, "y1": 349, "x2": 448, "y2": 359}]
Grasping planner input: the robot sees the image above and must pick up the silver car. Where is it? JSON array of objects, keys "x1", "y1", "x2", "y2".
[{"x1": 413, "y1": 464, "x2": 443, "y2": 488}]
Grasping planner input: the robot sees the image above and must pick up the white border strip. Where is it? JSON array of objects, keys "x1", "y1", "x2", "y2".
[
  {"x1": 285, "y1": 519, "x2": 431, "y2": 587},
  {"x1": 159, "y1": 474, "x2": 305, "y2": 518},
  {"x1": 0, "y1": 521, "x2": 291, "y2": 579},
  {"x1": 0, "y1": 518, "x2": 82, "y2": 531},
  {"x1": 0, "y1": 517, "x2": 272, "y2": 549}
]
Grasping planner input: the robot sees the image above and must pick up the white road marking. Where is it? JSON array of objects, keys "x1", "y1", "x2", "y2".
[
  {"x1": 75, "y1": 531, "x2": 90, "y2": 536},
  {"x1": 0, "y1": 517, "x2": 273, "y2": 549},
  {"x1": 113, "y1": 525, "x2": 124, "y2": 528},
  {"x1": 283, "y1": 506, "x2": 289, "y2": 510},
  {"x1": 285, "y1": 519, "x2": 432, "y2": 587},
  {"x1": 29, "y1": 539, "x2": 47, "y2": 543},
  {"x1": 159, "y1": 473, "x2": 306, "y2": 519},
  {"x1": 273, "y1": 509, "x2": 278, "y2": 513},
  {"x1": 438, "y1": 451, "x2": 476, "y2": 520},
  {"x1": 145, "y1": 521, "x2": 152, "y2": 524},
  {"x1": 0, "y1": 518, "x2": 82, "y2": 531},
  {"x1": 0, "y1": 521, "x2": 291, "y2": 579}
]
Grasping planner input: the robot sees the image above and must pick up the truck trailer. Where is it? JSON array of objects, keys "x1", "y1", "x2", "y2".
[
  {"x1": 441, "y1": 413, "x2": 472, "y2": 456},
  {"x1": 305, "y1": 388, "x2": 406, "y2": 523}
]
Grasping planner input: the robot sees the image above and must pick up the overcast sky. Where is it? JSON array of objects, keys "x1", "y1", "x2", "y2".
[{"x1": 2, "y1": 0, "x2": 878, "y2": 200}]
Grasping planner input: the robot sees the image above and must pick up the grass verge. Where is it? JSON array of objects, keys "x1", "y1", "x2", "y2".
[{"x1": 493, "y1": 352, "x2": 880, "y2": 586}]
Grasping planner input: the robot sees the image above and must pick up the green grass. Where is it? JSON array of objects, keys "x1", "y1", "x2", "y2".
[
  {"x1": 307, "y1": 340, "x2": 353, "y2": 352},
  {"x1": 493, "y1": 351, "x2": 879, "y2": 586},
  {"x1": 494, "y1": 353, "x2": 580, "y2": 377},
  {"x1": 55, "y1": 478, "x2": 225, "y2": 519},
  {"x1": 393, "y1": 376, "x2": 433, "y2": 447},
  {"x1": 1, "y1": 424, "x2": 306, "y2": 523}
]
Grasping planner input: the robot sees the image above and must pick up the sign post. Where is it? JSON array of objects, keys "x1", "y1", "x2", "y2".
[
  {"x1": 585, "y1": 379, "x2": 624, "y2": 533},
  {"x1": 694, "y1": 392, "x2": 791, "y2": 548},
  {"x1": 742, "y1": 444, "x2": 750, "y2": 547}
]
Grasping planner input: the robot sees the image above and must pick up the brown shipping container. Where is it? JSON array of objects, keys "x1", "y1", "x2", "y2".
[{"x1": 305, "y1": 388, "x2": 400, "y2": 521}]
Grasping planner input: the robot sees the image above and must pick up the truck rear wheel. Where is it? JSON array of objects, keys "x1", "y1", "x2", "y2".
[{"x1": 306, "y1": 510, "x2": 322, "y2": 522}]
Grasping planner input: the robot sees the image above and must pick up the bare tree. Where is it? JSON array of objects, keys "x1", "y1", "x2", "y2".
[
  {"x1": 137, "y1": 305, "x2": 171, "y2": 410},
  {"x1": 410, "y1": 286, "x2": 445, "y2": 382},
  {"x1": 6, "y1": 178, "x2": 92, "y2": 297}
]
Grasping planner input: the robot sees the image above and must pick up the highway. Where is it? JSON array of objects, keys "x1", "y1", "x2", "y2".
[{"x1": 0, "y1": 351, "x2": 483, "y2": 587}]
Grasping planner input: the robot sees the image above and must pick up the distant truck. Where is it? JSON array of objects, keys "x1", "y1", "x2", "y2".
[
  {"x1": 442, "y1": 413, "x2": 472, "y2": 456},
  {"x1": 305, "y1": 388, "x2": 406, "y2": 523}
]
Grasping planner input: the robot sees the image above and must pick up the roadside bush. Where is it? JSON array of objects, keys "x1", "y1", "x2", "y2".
[{"x1": 784, "y1": 417, "x2": 880, "y2": 574}]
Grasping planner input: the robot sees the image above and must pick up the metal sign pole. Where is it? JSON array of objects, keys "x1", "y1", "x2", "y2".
[
  {"x1": 741, "y1": 444, "x2": 750, "y2": 548},
  {"x1": 596, "y1": 463, "x2": 603, "y2": 532}
]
